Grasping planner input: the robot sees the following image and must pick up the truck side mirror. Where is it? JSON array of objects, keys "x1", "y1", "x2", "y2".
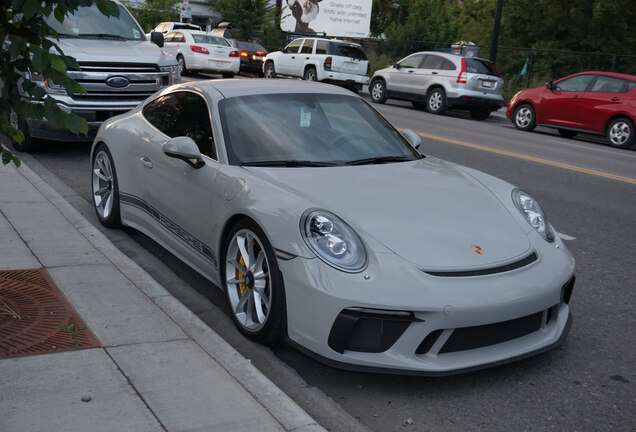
[{"x1": 150, "y1": 31, "x2": 164, "y2": 48}]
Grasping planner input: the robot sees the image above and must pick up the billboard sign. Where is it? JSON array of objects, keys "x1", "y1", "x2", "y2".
[{"x1": 281, "y1": 0, "x2": 372, "y2": 38}]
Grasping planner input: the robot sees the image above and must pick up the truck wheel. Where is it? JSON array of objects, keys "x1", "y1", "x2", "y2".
[
  {"x1": 264, "y1": 62, "x2": 276, "y2": 79},
  {"x1": 8, "y1": 86, "x2": 39, "y2": 153},
  {"x1": 303, "y1": 67, "x2": 317, "y2": 81}
]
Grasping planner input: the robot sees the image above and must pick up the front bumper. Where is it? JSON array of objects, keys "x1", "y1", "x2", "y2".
[{"x1": 280, "y1": 231, "x2": 575, "y2": 375}]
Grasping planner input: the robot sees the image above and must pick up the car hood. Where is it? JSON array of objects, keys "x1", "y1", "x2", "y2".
[
  {"x1": 245, "y1": 158, "x2": 532, "y2": 271},
  {"x1": 56, "y1": 38, "x2": 175, "y2": 66}
]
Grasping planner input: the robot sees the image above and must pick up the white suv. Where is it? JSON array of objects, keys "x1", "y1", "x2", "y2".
[
  {"x1": 263, "y1": 38, "x2": 369, "y2": 92},
  {"x1": 370, "y1": 51, "x2": 504, "y2": 120}
]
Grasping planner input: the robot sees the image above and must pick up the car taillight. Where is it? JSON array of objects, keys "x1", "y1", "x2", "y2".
[
  {"x1": 229, "y1": 50, "x2": 240, "y2": 57},
  {"x1": 324, "y1": 56, "x2": 332, "y2": 70},
  {"x1": 457, "y1": 58, "x2": 467, "y2": 84},
  {"x1": 190, "y1": 45, "x2": 209, "y2": 55},
  {"x1": 240, "y1": 50, "x2": 248, "y2": 57},
  {"x1": 256, "y1": 51, "x2": 264, "y2": 56}
]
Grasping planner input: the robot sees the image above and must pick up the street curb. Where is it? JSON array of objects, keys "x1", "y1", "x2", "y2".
[{"x1": 14, "y1": 160, "x2": 326, "y2": 432}]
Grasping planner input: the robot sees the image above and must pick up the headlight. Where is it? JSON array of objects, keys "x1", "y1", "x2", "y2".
[
  {"x1": 301, "y1": 210, "x2": 367, "y2": 272},
  {"x1": 160, "y1": 64, "x2": 181, "y2": 85},
  {"x1": 512, "y1": 189, "x2": 555, "y2": 242}
]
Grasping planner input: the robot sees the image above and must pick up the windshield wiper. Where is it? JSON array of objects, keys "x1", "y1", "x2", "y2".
[
  {"x1": 345, "y1": 155, "x2": 415, "y2": 166},
  {"x1": 241, "y1": 160, "x2": 338, "y2": 167},
  {"x1": 81, "y1": 33, "x2": 129, "y2": 40},
  {"x1": 56, "y1": 33, "x2": 80, "y2": 38}
]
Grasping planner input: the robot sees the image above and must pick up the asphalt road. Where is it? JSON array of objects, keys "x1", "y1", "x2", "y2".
[{"x1": 16, "y1": 78, "x2": 636, "y2": 432}]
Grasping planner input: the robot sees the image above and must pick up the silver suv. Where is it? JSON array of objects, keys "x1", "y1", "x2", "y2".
[
  {"x1": 263, "y1": 38, "x2": 369, "y2": 92},
  {"x1": 369, "y1": 52, "x2": 504, "y2": 120}
]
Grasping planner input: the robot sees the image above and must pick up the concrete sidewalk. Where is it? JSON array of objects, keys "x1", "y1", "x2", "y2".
[{"x1": 0, "y1": 160, "x2": 324, "y2": 432}]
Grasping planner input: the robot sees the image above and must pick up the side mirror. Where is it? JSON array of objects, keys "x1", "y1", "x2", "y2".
[
  {"x1": 150, "y1": 30, "x2": 164, "y2": 48},
  {"x1": 162, "y1": 137, "x2": 205, "y2": 168},
  {"x1": 402, "y1": 128, "x2": 421, "y2": 150},
  {"x1": 393, "y1": 63, "x2": 400, "y2": 69},
  {"x1": 546, "y1": 81, "x2": 555, "y2": 90}
]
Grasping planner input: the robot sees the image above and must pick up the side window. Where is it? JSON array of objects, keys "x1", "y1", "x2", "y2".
[
  {"x1": 164, "y1": 32, "x2": 176, "y2": 43},
  {"x1": 398, "y1": 54, "x2": 424, "y2": 69},
  {"x1": 440, "y1": 58, "x2": 456, "y2": 70},
  {"x1": 300, "y1": 39, "x2": 315, "y2": 54},
  {"x1": 420, "y1": 55, "x2": 444, "y2": 70},
  {"x1": 556, "y1": 75, "x2": 594, "y2": 92},
  {"x1": 174, "y1": 32, "x2": 185, "y2": 43},
  {"x1": 315, "y1": 39, "x2": 329, "y2": 55},
  {"x1": 284, "y1": 39, "x2": 302, "y2": 54},
  {"x1": 590, "y1": 76, "x2": 629, "y2": 93},
  {"x1": 142, "y1": 92, "x2": 216, "y2": 159}
]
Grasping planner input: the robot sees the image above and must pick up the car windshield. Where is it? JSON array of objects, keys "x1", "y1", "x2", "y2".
[
  {"x1": 45, "y1": 3, "x2": 144, "y2": 40},
  {"x1": 192, "y1": 34, "x2": 229, "y2": 46},
  {"x1": 219, "y1": 93, "x2": 421, "y2": 166}
]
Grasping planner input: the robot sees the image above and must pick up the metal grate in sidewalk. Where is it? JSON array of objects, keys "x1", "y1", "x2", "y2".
[{"x1": 0, "y1": 269, "x2": 100, "y2": 358}]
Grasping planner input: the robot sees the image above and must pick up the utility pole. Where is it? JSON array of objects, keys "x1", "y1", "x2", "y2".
[{"x1": 490, "y1": 0, "x2": 503, "y2": 63}]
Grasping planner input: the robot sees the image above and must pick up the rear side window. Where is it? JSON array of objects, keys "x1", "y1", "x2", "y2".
[
  {"x1": 590, "y1": 76, "x2": 631, "y2": 93},
  {"x1": 316, "y1": 40, "x2": 329, "y2": 54},
  {"x1": 465, "y1": 58, "x2": 499, "y2": 77},
  {"x1": 421, "y1": 55, "x2": 445, "y2": 69},
  {"x1": 328, "y1": 42, "x2": 367, "y2": 60}
]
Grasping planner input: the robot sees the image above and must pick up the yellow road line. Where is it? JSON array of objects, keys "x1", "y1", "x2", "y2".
[{"x1": 415, "y1": 131, "x2": 636, "y2": 185}]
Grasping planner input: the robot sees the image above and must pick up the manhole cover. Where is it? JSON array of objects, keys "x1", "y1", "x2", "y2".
[{"x1": 0, "y1": 269, "x2": 100, "y2": 358}]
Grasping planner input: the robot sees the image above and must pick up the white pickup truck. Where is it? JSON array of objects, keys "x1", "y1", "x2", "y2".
[{"x1": 263, "y1": 37, "x2": 369, "y2": 92}]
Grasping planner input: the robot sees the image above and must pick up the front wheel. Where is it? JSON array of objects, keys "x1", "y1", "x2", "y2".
[
  {"x1": 513, "y1": 103, "x2": 536, "y2": 131},
  {"x1": 369, "y1": 79, "x2": 387, "y2": 104},
  {"x1": 264, "y1": 62, "x2": 276, "y2": 79},
  {"x1": 606, "y1": 117, "x2": 634, "y2": 149},
  {"x1": 303, "y1": 67, "x2": 317, "y2": 81},
  {"x1": 222, "y1": 219, "x2": 285, "y2": 344},
  {"x1": 91, "y1": 144, "x2": 121, "y2": 228},
  {"x1": 426, "y1": 88, "x2": 446, "y2": 115}
]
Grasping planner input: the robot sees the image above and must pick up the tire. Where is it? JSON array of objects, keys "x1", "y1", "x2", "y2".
[
  {"x1": 513, "y1": 103, "x2": 536, "y2": 131},
  {"x1": 606, "y1": 117, "x2": 634, "y2": 149},
  {"x1": 264, "y1": 62, "x2": 276, "y2": 79},
  {"x1": 91, "y1": 144, "x2": 121, "y2": 228},
  {"x1": 426, "y1": 88, "x2": 446, "y2": 115},
  {"x1": 177, "y1": 55, "x2": 189, "y2": 76},
  {"x1": 222, "y1": 219, "x2": 285, "y2": 344},
  {"x1": 303, "y1": 67, "x2": 317, "y2": 81},
  {"x1": 8, "y1": 86, "x2": 39, "y2": 152},
  {"x1": 557, "y1": 129, "x2": 578, "y2": 139},
  {"x1": 222, "y1": 72, "x2": 235, "y2": 79},
  {"x1": 412, "y1": 101, "x2": 427, "y2": 110},
  {"x1": 470, "y1": 110, "x2": 490, "y2": 121},
  {"x1": 369, "y1": 78, "x2": 387, "y2": 104}
]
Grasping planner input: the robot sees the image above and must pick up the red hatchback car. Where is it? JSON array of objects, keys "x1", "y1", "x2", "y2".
[{"x1": 506, "y1": 71, "x2": 636, "y2": 149}]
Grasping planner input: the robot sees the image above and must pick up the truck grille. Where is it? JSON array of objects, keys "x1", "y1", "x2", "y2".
[{"x1": 68, "y1": 62, "x2": 170, "y2": 102}]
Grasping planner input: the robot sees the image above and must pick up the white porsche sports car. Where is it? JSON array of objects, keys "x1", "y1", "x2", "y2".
[{"x1": 91, "y1": 80, "x2": 575, "y2": 375}]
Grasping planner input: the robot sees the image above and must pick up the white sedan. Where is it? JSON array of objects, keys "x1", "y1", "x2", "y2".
[
  {"x1": 91, "y1": 80, "x2": 575, "y2": 375},
  {"x1": 161, "y1": 30, "x2": 239, "y2": 77}
]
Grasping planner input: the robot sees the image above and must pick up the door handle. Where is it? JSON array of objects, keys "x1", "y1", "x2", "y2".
[
  {"x1": 408, "y1": 70, "x2": 414, "y2": 73},
  {"x1": 431, "y1": 71, "x2": 438, "y2": 75},
  {"x1": 611, "y1": 97, "x2": 620, "y2": 102},
  {"x1": 140, "y1": 156, "x2": 153, "y2": 169}
]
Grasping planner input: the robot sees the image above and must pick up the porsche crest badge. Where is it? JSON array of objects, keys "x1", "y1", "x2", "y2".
[{"x1": 471, "y1": 245, "x2": 483, "y2": 255}]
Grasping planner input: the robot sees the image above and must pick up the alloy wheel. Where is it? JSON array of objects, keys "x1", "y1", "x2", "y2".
[
  {"x1": 608, "y1": 120, "x2": 631, "y2": 147},
  {"x1": 225, "y1": 229, "x2": 272, "y2": 332},
  {"x1": 515, "y1": 107, "x2": 533, "y2": 128},
  {"x1": 92, "y1": 150, "x2": 115, "y2": 220}
]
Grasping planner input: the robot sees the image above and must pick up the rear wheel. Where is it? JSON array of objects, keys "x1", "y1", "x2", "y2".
[
  {"x1": 222, "y1": 219, "x2": 285, "y2": 344},
  {"x1": 606, "y1": 117, "x2": 634, "y2": 149},
  {"x1": 426, "y1": 88, "x2": 446, "y2": 115},
  {"x1": 303, "y1": 67, "x2": 317, "y2": 81},
  {"x1": 264, "y1": 62, "x2": 276, "y2": 79},
  {"x1": 369, "y1": 79, "x2": 387, "y2": 104},
  {"x1": 513, "y1": 103, "x2": 536, "y2": 131},
  {"x1": 558, "y1": 129, "x2": 578, "y2": 139},
  {"x1": 177, "y1": 55, "x2": 189, "y2": 76},
  {"x1": 91, "y1": 144, "x2": 121, "y2": 228},
  {"x1": 470, "y1": 110, "x2": 490, "y2": 121}
]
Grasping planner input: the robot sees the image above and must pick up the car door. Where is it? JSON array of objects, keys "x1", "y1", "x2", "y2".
[
  {"x1": 295, "y1": 38, "x2": 315, "y2": 76},
  {"x1": 387, "y1": 53, "x2": 426, "y2": 95},
  {"x1": 139, "y1": 91, "x2": 221, "y2": 275},
  {"x1": 162, "y1": 31, "x2": 178, "y2": 57},
  {"x1": 416, "y1": 54, "x2": 455, "y2": 94},
  {"x1": 539, "y1": 74, "x2": 595, "y2": 127},
  {"x1": 576, "y1": 75, "x2": 632, "y2": 133},
  {"x1": 277, "y1": 38, "x2": 303, "y2": 76}
]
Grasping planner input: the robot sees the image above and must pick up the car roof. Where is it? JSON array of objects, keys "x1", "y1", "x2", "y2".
[
  {"x1": 407, "y1": 51, "x2": 493, "y2": 62},
  {"x1": 159, "y1": 79, "x2": 355, "y2": 100},
  {"x1": 295, "y1": 37, "x2": 362, "y2": 47},
  {"x1": 566, "y1": 71, "x2": 636, "y2": 81}
]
